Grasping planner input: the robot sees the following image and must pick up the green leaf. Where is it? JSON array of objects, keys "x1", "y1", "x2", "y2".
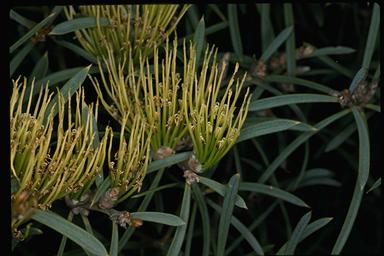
[
  {"x1": 10, "y1": 13, "x2": 55, "y2": 54},
  {"x1": 257, "y1": 4, "x2": 275, "y2": 52},
  {"x1": 90, "y1": 176, "x2": 111, "y2": 207},
  {"x1": 44, "y1": 65, "x2": 91, "y2": 124},
  {"x1": 366, "y1": 178, "x2": 381, "y2": 194},
  {"x1": 264, "y1": 75, "x2": 335, "y2": 94},
  {"x1": 49, "y1": 17, "x2": 110, "y2": 35},
  {"x1": 227, "y1": 5, "x2": 243, "y2": 58},
  {"x1": 239, "y1": 182, "x2": 309, "y2": 208},
  {"x1": 184, "y1": 203, "x2": 197, "y2": 256},
  {"x1": 258, "y1": 109, "x2": 351, "y2": 183},
  {"x1": 325, "y1": 123, "x2": 357, "y2": 152},
  {"x1": 10, "y1": 41, "x2": 34, "y2": 77},
  {"x1": 226, "y1": 202, "x2": 277, "y2": 255},
  {"x1": 331, "y1": 178, "x2": 364, "y2": 254},
  {"x1": 216, "y1": 174, "x2": 240, "y2": 256},
  {"x1": 317, "y1": 55, "x2": 353, "y2": 78},
  {"x1": 199, "y1": 176, "x2": 247, "y2": 209},
  {"x1": 118, "y1": 169, "x2": 165, "y2": 252},
  {"x1": 248, "y1": 94, "x2": 337, "y2": 112},
  {"x1": 362, "y1": 3, "x2": 380, "y2": 69},
  {"x1": 352, "y1": 107, "x2": 370, "y2": 189},
  {"x1": 191, "y1": 183, "x2": 210, "y2": 256},
  {"x1": 193, "y1": 17, "x2": 205, "y2": 66},
  {"x1": 280, "y1": 211, "x2": 312, "y2": 255},
  {"x1": 304, "y1": 46, "x2": 355, "y2": 58},
  {"x1": 131, "y1": 212, "x2": 185, "y2": 226},
  {"x1": 131, "y1": 183, "x2": 179, "y2": 198},
  {"x1": 238, "y1": 119, "x2": 314, "y2": 143},
  {"x1": 31, "y1": 210, "x2": 108, "y2": 256},
  {"x1": 298, "y1": 168, "x2": 341, "y2": 188},
  {"x1": 278, "y1": 217, "x2": 332, "y2": 253},
  {"x1": 260, "y1": 26, "x2": 293, "y2": 62},
  {"x1": 349, "y1": 67, "x2": 368, "y2": 93},
  {"x1": 283, "y1": 4, "x2": 296, "y2": 76},
  {"x1": 54, "y1": 40, "x2": 98, "y2": 63},
  {"x1": 167, "y1": 184, "x2": 191, "y2": 256},
  {"x1": 57, "y1": 212, "x2": 74, "y2": 256},
  {"x1": 10, "y1": 9, "x2": 36, "y2": 29},
  {"x1": 30, "y1": 51, "x2": 49, "y2": 81},
  {"x1": 147, "y1": 152, "x2": 191, "y2": 174},
  {"x1": 208, "y1": 200, "x2": 264, "y2": 256},
  {"x1": 331, "y1": 109, "x2": 370, "y2": 254},
  {"x1": 110, "y1": 222, "x2": 118, "y2": 256}
]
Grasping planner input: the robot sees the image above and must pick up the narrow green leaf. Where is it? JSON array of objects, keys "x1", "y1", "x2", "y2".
[
  {"x1": 249, "y1": 94, "x2": 337, "y2": 112},
  {"x1": 184, "y1": 203, "x2": 197, "y2": 256},
  {"x1": 131, "y1": 212, "x2": 185, "y2": 226},
  {"x1": 325, "y1": 123, "x2": 357, "y2": 152},
  {"x1": 226, "y1": 202, "x2": 277, "y2": 255},
  {"x1": 118, "y1": 169, "x2": 165, "y2": 252},
  {"x1": 258, "y1": 109, "x2": 351, "y2": 183},
  {"x1": 167, "y1": 184, "x2": 191, "y2": 256},
  {"x1": 49, "y1": 17, "x2": 110, "y2": 35},
  {"x1": 257, "y1": 3, "x2": 275, "y2": 52},
  {"x1": 10, "y1": 41, "x2": 34, "y2": 77},
  {"x1": 208, "y1": 4, "x2": 227, "y2": 21},
  {"x1": 54, "y1": 40, "x2": 98, "y2": 63},
  {"x1": 362, "y1": 3, "x2": 380, "y2": 69},
  {"x1": 10, "y1": 9, "x2": 36, "y2": 29},
  {"x1": 260, "y1": 26, "x2": 293, "y2": 62},
  {"x1": 191, "y1": 183, "x2": 210, "y2": 256},
  {"x1": 147, "y1": 152, "x2": 191, "y2": 174},
  {"x1": 352, "y1": 107, "x2": 370, "y2": 189},
  {"x1": 57, "y1": 211, "x2": 74, "y2": 256},
  {"x1": 284, "y1": 4, "x2": 296, "y2": 76},
  {"x1": 239, "y1": 182, "x2": 309, "y2": 208},
  {"x1": 193, "y1": 17, "x2": 205, "y2": 66},
  {"x1": 317, "y1": 55, "x2": 353, "y2": 78},
  {"x1": 199, "y1": 176, "x2": 247, "y2": 209},
  {"x1": 304, "y1": 46, "x2": 355, "y2": 58},
  {"x1": 216, "y1": 174, "x2": 240, "y2": 256},
  {"x1": 187, "y1": 5, "x2": 199, "y2": 28},
  {"x1": 264, "y1": 75, "x2": 335, "y2": 94},
  {"x1": 278, "y1": 217, "x2": 332, "y2": 253},
  {"x1": 281, "y1": 211, "x2": 312, "y2": 255},
  {"x1": 228, "y1": 4, "x2": 243, "y2": 58},
  {"x1": 44, "y1": 65, "x2": 91, "y2": 124},
  {"x1": 366, "y1": 178, "x2": 381, "y2": 194},
  {"x1": 208, "y1": 200, "x2": 264, "y2": 256},
  {"x1": 349, "y1": 67, "x2": 368, "y2": 93},
  {"x1": 90, "y1": 176, "x2": 111, "y2": 207},
  {"x1": 110, "y1": 222, "x2": 118, "y2": 256},
  {"x1": 331, "y1": 178, "x2": 364, "y2": 254},
  {"x1": 30, "y1": 66, "x2": 99, "y2": 102},
  {"x1": 238, "y1": 119, "x2": 310, "y2": 143},
  {"x1": 30, "y1": 51, "x2": 49, "y2": 81},
  {"x1": 299, "y1": 178, "x2": 341, "y2": 188},
  {"x1": 10, "y1": 13, "x2": 55, "y2": 53},
  {"x1": 31, "y1": 210, "x2": 108, "y2": 256},
  {"x1": 131, "y1": 183, "x2": 179, "y2": 198}
]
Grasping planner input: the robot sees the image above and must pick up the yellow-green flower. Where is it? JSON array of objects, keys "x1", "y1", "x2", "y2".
[
  {"x1": 11, "y1": 78, "x2": 110, "y2": 234},
  {"x1": 182, "y1": 43, "x2": 251, "y2": 171},
  {"x1": 65, "y1": 4, "x2": 190, "y2": 64},
  {"x1": 91, "y1": 38, "x2": 188, "y2": 154},
  {"x1": 106, "y1": 115, "x2": 152, "y2": 205}
]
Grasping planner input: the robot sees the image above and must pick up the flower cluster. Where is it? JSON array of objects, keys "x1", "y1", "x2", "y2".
[
  {"x1": 65, "y1": 5, "x2": 190, "y2": 64},
  {"x1": 10, "y1": 78, "x2": 111, "y2": 234},
  {"x1": 91, "y1": 38, "x2": 251, "y2": 172}
]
